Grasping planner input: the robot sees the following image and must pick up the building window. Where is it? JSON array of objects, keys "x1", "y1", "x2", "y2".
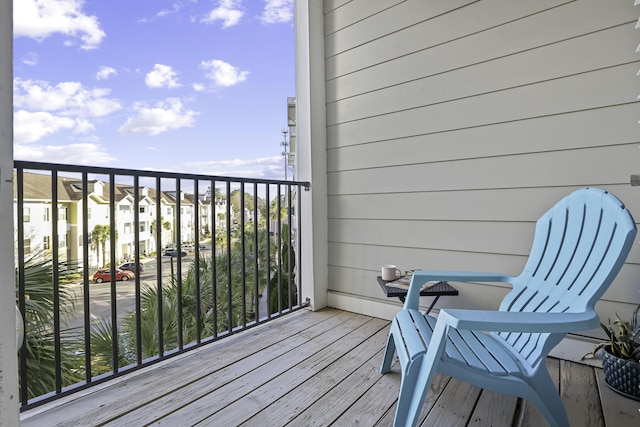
[
  {"x1": 23, "y1": 207, "x2": 30, "y2": 222},
  {"x1": 88, "y1": 207, "x2": 92, "y2": 219},
  {"x1": 43, "y1": 236, "x2": 50, "y2": 250},
  {"x1": 140, "y1": 222, "x2": 147, "y2": 233},
  {"x1": 140, "y1": 206, "x2": 146, "y2": 214},
  {"x1": 58, "y1": 234, "x2": 67, "y2": 248},
  {"x1": 166, "y1": 207, "x2": 172, "y2": 216},
  {"x1": 124, "y1": 223, "x2": 131, "y2": 234},
  {"x1": 58, "y1": 206, "x2": 67, "y2": 221},
  {"x1": 43, "y1": 207, "x2": 50, "y2": 221},
  {"x1": 24, "y1": 238, "x2": 31, "y2": 255}
]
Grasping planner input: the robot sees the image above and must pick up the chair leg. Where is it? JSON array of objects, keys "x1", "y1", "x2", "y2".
[
  {"x1": 393, "y1": 356, "x2": 442, "y2": 427},
  {"x1": 380, "y1": 331, "x2": 396, "y2": 374},
  {"x1": 525, "y1": 370, "x2": 570, "y2": 427},
  {"x1": 394, "y1": 321, "x2": 449, "y2": 427}
]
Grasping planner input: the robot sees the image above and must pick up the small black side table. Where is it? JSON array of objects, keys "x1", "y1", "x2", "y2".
[{"x1": 377, "y1": 276, "x2": 458, "y2": 314}]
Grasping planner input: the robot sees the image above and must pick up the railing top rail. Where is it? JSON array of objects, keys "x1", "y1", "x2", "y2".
[{"x1": 14, "y1": 160, "x2": 310, "y2": 189}]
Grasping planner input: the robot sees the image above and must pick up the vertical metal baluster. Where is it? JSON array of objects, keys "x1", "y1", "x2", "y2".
[
  {"x1": 226, "y1": 181, "x2": 232, "y2": 333},
  {"x1": 253, "y1": 183, "x2": 259, "y2": 324},
  {"x1": 276, "y1": 184, "x2": 282, "y2": 315},
  {"x1": 211, "y1": 179, "x2": 218, "y2": 338},
  {"x1": 265, "y1": 184, "x2": 271, "y2": 320},
  {"x1": 176, "y1": 179, "x2": 183, "y2": 350},
  {"x1": 298, "y1": 183, "x2": 307, "y2": 306},
  {"x1": 194, "y1": 179, "x2": 201, "y2": 343},
  {"x1": 51, "y1": 170, "x2": 62, "y2": 392},
  {"x1": 133, "y1": 175, "x2": 142, "y2": 364},
  {"x1": 240, "y1": 182, "x2": 246, "y2": 327},
  {"x1": 155, "y1": 176, "x2": 164, "y2": 357},
  {"x1": 109, "y1": 173, "x2": 118, "y2": 373},
  {"x1": 287, "y1": 183, "x2": 293, "y2": 310},
  {"x1": 81, "y1": 172, "x2": 91, "y2": 381}
]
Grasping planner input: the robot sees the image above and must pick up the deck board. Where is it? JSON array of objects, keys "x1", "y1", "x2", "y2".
[{"x1": 20, "y1": 309, "x2": 640, "y2": 427}]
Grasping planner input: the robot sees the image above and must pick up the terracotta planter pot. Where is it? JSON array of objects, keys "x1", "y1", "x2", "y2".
[{"x1": 602, "y1": 346, "x2": 640, "y2": 400}]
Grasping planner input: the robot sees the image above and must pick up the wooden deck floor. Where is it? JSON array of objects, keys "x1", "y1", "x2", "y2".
[{"x1": 21, "y1": 308, "x2": 640, "y2": 426}]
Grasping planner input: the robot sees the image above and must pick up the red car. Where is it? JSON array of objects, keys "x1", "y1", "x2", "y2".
[{"x1": 92, "y1": 268, "x2": 134, "y2": 283}]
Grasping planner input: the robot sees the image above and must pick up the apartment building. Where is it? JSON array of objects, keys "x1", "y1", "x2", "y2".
[{"x1": 14, "y1": 171, "x2": 228, "y2": 268}]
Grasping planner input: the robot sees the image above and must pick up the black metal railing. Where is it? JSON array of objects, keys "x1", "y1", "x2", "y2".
[{"x1": 14, "y1": 160, "x2": 310, "y2": 410}]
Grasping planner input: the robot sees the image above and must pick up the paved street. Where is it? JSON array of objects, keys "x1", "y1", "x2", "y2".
[{"x1": 65, "y1": 256, "x2": 196, "y2": 331}]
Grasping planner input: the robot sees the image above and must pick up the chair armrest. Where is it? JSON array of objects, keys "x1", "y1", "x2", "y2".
[
  {"x1": 404, "y1": 270, "x2": 516, "y2": 310},
  {"x1": 437, "y1": 308, "x2": 600, "y2": 333}
]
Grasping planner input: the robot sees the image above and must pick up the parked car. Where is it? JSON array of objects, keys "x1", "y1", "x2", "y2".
[
  {"x1": 118, "y1": 262, "x2": 145, "y2": 274},
  {"x1": 92, "y1": 268, "x2": 134, "y2": 283},
  {"x1": 182, "y1": 244, "x2": 207, "y2": 251},
  {"x1": 163, "y1": 248, "x2": 187, "y2": 257}
]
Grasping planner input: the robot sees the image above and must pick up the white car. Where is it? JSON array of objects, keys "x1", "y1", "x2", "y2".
[{"x1": 163, "y1": 248, "x2": 187, "y2": 257}]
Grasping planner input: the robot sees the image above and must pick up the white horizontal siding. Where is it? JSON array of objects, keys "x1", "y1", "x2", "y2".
[
  {"x1": 321, "y1": 0, "x2": 640, "y2": 331},
  {"x1": 324, "y1": 0, "x2": 404, "y2": 34},
  {"x1": 328, "y1": 63, "x2": 638, "y2": 146},
  {"x1": 327, "y1": 104, "x2": 639, "y2": 171},
  {"x1": 325, "y1": 0, "x2": 577, "y2": 79},
  {"x1": 326, "y1": 0, "x2": 634, "y2": 98},
  {"x1": 328, "y1": 144, "x2": 638, "y2": 194},
  {"x1": 327, "y1": 24, "x2": 638, "y2": 125}
]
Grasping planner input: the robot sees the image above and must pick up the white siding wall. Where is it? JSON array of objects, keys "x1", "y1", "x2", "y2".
[{"x1": 321, "y1": 0, "x2": 640, "y2": 331}]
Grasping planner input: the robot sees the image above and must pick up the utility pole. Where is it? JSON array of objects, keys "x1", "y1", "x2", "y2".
[{"x1": 281, "y1": 128, "x2": 289, "y2": 181}]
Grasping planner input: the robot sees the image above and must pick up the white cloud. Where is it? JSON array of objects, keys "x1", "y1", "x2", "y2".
[
  {"x1": 14, "y1": 142, "x2": 116, "y2": 165},
  {"x1": 13, "y1": 78, "x2": 121, "y2": 143},
  {"x1": 14, "y1": 79, "x2": 122, "y2": 117},
  {"x1": 118, "y1": 98, "x2": 198, "y2": 136},
  {"x1": 157, "y1": 2, "x2": 184, "y2": 18},
  {"x1": 202, "y1": 0, "x2": 244, "y2": 28},
  {"x1": 192, "y1": 83, "x2": 205, "y2": 92},
  {"x1": 200, "y1": 59, "x2": 249, "y2": 88},
  {"x1": 261, "y1": 0, "x2": 293, "y2": 24},
  {"x1": 20, "y1": 52, "x2": 38, "y2": 66},
  {"x1": 96, "y1": 66, "x2": 117, "y2": 80},
  {"x1": 145, "y1": 64, "x2": 182, "y2": 89},
  {"x1": 14, "y1": 0, "x2": 106, "y2": 50},
  {"x1": 14, "y1": 110, "x2": 77, "y2": 143},
  {"x1": 139, "y1": 2, "x2": 184, "y2": 23},
  {"x1": 177, "y1": 156, "x2": 284, "y2": 179}
]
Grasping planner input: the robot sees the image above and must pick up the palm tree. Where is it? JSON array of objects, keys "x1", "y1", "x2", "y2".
[
  {"x1": 17, "y1": 254, "x2": 84, "y2": 400},
  {"x1": 90, "y1": 224, "x2": 110, "y2": 267},
  {"x1": 90, "y1": 248, "x2": 253, "y2": 370}
]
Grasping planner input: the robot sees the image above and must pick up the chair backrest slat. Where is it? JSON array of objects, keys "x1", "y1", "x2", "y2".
[{"x1": 496, "y1": 188, "x2": 636, "y2": 365}]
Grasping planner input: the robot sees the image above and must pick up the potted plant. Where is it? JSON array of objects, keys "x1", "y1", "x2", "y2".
[{"x1": 585, "y1": 305, "x2": 640, "y2": 400}]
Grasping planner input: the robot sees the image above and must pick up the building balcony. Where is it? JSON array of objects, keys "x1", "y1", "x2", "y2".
[
  {"x1": 13, "y1": 161, "x2": 640, "y2": 426},
  {"x1": 19, "y1": 308, "x2": 639, "y2": 426}
]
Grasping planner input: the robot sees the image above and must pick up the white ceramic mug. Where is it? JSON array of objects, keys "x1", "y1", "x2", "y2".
[{"x1": 381, "y1": 264, "x2": 401, "y2": 281}]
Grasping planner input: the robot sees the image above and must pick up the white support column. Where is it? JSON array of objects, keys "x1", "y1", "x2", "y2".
[
  {"x1": 295, "y1": 0, "x2": 328, "y2": 310},
  {"x1": 0, "y1": 0, "x2": 20, "y2": 424}
]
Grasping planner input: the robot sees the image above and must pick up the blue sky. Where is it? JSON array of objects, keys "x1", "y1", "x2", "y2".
[{"x1": 13, "y1": 0, "x2": 295, "y2": 180}]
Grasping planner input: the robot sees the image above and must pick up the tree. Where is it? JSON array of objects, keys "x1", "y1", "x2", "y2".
[
  {"x1": 150, "y1": 216, "x2": 171, "y2": 234},
  {"x1": 269, "y1": 224, "x2": 296, "y2": 314},
  {"x1": 229, "y1": 190, "x2": 266, "y2": 223},
  {"x1": 269, "y1": 194, "x2": 289, "y2": 222},
  {"x1": 17, "y1": 254, "x2": 84, "y2": 400},
  {"x1": 91, "y1": 224, "x2": 110, "y2": 267}
]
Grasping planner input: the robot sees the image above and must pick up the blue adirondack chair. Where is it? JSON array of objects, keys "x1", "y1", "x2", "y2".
[{"x1": 381, "y1": 188, "x2": 637, "y2": 427}]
